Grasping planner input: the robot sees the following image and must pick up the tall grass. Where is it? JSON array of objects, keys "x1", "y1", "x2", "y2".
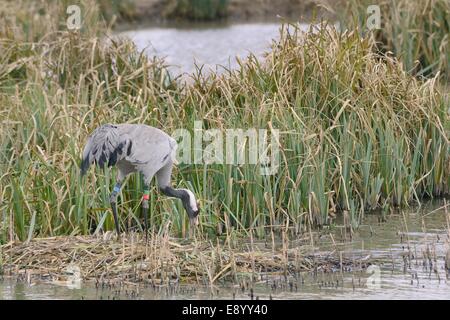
[
  {"x1": 0, "y1": 2, "x2": 449, "y2": 243},
  {"x1": 340, "y1": 0, "x2": 450, "y2": 81}
]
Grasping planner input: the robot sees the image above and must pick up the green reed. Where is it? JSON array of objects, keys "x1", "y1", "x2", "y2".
[
  {"x1": 0, "y1": 2, "x2": 448, "y2": 243},
  {"x1": 340, "y1": 0, "x2": 450, "y2": 81}
]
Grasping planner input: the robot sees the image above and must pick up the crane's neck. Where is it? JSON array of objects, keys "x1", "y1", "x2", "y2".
[{"x1": 160, "y1": 186, "x2": 198, "y2": 212}]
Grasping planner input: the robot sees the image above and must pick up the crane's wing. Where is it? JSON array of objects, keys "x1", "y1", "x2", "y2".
[
  {"x1": 80, "y1": 124, "x2": 132, "y2": 175},
  {"x1": 120, "y1": 124, "x2": 178, "y2": 167}
]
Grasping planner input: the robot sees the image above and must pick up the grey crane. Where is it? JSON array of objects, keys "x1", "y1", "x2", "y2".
[{"x1": 80, "y1": 123, "x2": 200, "y2": 236}]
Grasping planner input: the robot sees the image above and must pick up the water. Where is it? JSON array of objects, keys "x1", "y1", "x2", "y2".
[
  {"x1": 116, "y1": 22, "x2": 309, "y2": 76},
  {"x1": 1, "y1": 200, "x2": 449, "y2": 300}
]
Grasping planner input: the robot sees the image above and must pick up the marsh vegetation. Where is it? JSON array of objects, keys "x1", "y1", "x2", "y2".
[{"x1": 0, "y1": 0, "x2": 449, "y2": 295}]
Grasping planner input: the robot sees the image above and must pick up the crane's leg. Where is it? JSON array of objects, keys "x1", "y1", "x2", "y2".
[
  {"x1": 110, "y1": 182, "x2": 122, "y2": 238},
  {"x1": 142, "y1": 184, "x2": 150, "y2": 239}
]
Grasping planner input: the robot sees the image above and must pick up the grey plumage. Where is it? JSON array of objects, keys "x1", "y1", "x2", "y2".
[
  {"x1": 80, "y1": 123, "x2": 199, "y2": 236},
  {"x1": 81, "y1": 124, "x2": 176, "y2": 179}
]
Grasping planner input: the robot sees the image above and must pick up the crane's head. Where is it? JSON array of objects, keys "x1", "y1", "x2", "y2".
[{"x1": 182, "y1": 189, "x2": 200, "y2": 226}]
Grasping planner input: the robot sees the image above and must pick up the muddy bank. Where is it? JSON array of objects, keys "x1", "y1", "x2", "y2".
[
  {"x1": 114, "y1": 0, "x2": 337, "y2": 27},
  {"x1": 226, "y1": 0, "x2": 333, "y2": 21}
]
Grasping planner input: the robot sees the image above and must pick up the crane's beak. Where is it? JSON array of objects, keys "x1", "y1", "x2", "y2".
[{"x1": 190, "y1": 215, "x2": 199, "y2": 227}]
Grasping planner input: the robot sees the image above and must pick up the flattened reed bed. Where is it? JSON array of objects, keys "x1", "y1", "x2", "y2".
[{"x1": 0, "y1": 234, "x2": 372, "y2": 285}]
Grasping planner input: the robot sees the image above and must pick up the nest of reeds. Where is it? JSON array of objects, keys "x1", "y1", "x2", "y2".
[{"x1": 0, "y1": 233, "x2": 372, "y2": 286}]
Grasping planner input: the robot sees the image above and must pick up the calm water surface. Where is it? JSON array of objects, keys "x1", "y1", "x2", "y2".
[{"x1": 116, "y1": 22, "x2": 309, "y2": 76}]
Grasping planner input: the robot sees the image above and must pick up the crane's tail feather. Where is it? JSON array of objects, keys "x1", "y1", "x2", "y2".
[
  {"x1": 80, "y1": 137, "x2": 94, "y2": 176},
  {"x1": 80, "y1": 124, "x2": 129, "y2": 176},
  {"x1": 80, "y1": 154, "x2": 90, "y2": 176}
]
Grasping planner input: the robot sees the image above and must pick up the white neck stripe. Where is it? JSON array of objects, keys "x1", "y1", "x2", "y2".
[{"x1": 183, "y1": 189, "x2": 198, "y2": 211}]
